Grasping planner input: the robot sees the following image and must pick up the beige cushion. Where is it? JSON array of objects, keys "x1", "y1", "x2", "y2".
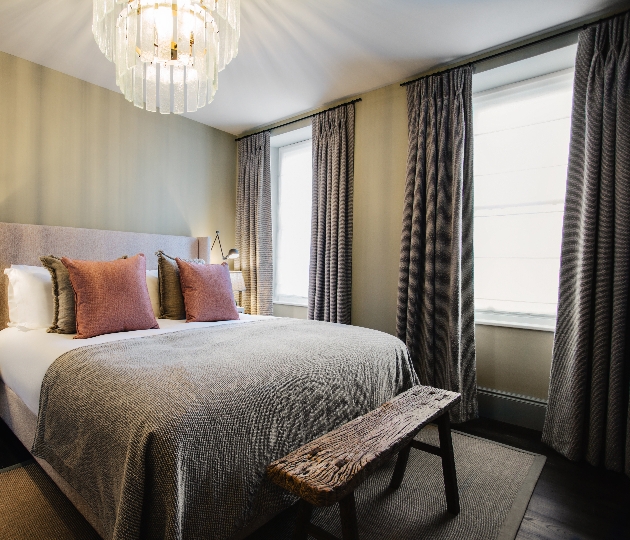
[
  {"x1": 156, "y1": 251, "x2": 205, "y2": 320},
  {"x1": 41, "y1": 255, "x2": 127, "y2": 334},
  {"x1": 40, "y1": 256, "x2": 77, "y2": 334}
]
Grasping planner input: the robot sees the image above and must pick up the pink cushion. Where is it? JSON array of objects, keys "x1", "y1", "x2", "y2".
[
  {"x1": 176, "y1": 259, "x2": 239, "y2": 323},
  {"x1": 61, "y1": 254, "x2": 159, "y2": 339}
]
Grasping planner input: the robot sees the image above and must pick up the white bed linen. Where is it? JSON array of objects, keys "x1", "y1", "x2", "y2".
[{"x1": 0, "y1": 315, "x2": 265, "y2": 415}]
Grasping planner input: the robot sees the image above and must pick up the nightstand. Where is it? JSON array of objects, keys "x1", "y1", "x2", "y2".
[{"x1": 236, "y1": 306, "x2": 244, "y2": 314}]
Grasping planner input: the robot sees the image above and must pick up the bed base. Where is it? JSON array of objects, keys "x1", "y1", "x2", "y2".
[{"x1": 0, "y1": 380, "x2": 107, "y2": 538}]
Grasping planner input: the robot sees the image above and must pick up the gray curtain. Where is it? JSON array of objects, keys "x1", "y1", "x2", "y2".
[
  {"x1": 397, "y1": 66, "x2": 478, "y2": 424},
  {"x1": 236, "y1": 132, "x2": 273, "y2": 316},
  {"x1": 308, "y1": 104, "x2": 355, "y2": 324},
  {"x1": 542, "y1": 13, "x2": 630, "y2": 477}
]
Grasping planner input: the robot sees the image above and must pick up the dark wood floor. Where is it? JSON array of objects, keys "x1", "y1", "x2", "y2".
[{"x1": 1, "y1": 416, "x2": 629, "y2": 539}]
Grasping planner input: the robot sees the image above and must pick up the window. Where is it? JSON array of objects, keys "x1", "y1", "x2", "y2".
[
  {"x1": 473, "y1": 66, "x2": 574, "y2": 331},
  {"x1": 272, "y1": 134, "x2": 312, "y2": 306}
]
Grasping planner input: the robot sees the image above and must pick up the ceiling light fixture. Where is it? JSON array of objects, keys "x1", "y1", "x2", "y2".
[{"x1": 92, "y1": 0, "x2": 240, "y2": 114}]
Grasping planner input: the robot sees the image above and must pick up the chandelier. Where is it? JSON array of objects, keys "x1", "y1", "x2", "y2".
[{"x1": 92, "y1": 0, "x2": 240, "y2": 114}]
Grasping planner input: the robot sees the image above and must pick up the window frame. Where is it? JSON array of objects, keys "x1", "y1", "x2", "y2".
[
  {"x1": 270, "y1": 126, "x2": 313, "y2": 308},
  {"x1": 474, "y1": 310, "x2": 557, "y2": 332},
  {"x1": 472, "y1": 62, "x2": 575, "y2": 333}
]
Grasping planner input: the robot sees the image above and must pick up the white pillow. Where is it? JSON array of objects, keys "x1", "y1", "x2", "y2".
[
  {"x1": 4, "y1": 265, "x2": 54, "y2": 330},
  {"x1": 7, "y1": 276, "x2": 17, "y2": 325},
  {"x1": 146, "y1": 269, "x2": 160, "y2": 318}
]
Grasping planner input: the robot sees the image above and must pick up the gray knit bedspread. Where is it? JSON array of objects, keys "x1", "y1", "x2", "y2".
[{"x1": 32, "y1": 318, "x2": 417, "y2": 540}]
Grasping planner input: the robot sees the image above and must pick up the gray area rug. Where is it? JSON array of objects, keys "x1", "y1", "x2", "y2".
[
  {"x1": 0, "y1": 427, "x2": 544, "y2": 540},
  {"x1": 248, "y1": 426, "x2": 546, "y2": 540}
]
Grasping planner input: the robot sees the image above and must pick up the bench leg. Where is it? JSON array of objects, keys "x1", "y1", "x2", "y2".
[
  {"x1": 436, "y1": 413, "x2": 460, "y2": 515},
  {"x1": 388, "y1": 443, "x2": 412, "y2": 491},
  {"x1": 339, "y1": 492, "x2": 359, "y2": 540},
  {"x1": 293, "y1": 499, "x2": 313, "y2": 540}
]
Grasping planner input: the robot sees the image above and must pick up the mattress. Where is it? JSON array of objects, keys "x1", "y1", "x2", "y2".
[{"x1": 0, "y1": 315, "x2": 265, "y2": 415}]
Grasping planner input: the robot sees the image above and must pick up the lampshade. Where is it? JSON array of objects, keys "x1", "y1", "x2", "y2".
[
  {"x1": 226, "y1": 248, "x2": 239, "y2": 260},
  {"x1": 229, "y1": 271, "x2": 246, "y2": 292}
]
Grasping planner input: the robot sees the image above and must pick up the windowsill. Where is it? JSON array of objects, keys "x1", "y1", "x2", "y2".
[
  {"x1": 475, "y1": 311, "x2": 556, "y2": 332},
  {"x1": 273, "y1": 301, "x2": 308, "y2": 308}
]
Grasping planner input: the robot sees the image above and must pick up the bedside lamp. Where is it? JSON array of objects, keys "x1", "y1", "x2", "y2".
[
  {"x1": 230, "y1": 271, "x2": 246, "y2": 308},
  {"x1": 211, "y1": 231, "x2": 239, "y2": 261}
]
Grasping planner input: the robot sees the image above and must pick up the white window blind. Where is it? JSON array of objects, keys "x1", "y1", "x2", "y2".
[
  {"x1": 274, "y1": 139, "x2": 312, "y2": 306},
  {"x1": 473, "y1": 68, "x2": 574, "y2": 329}
]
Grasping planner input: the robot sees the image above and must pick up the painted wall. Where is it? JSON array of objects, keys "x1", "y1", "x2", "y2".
[
  {"x1": 273, "y1": 304, "x2": 308, "y2": 319},
  {"x1": 351, "y1": 84, "x2": 409, "y2": 337},
  {"x1": 0, "y1": 51, "x2": 236, "y2": 262},
  {"x1": 269, "y1": 81, "x2": 555, "y2": 401},
  {"x1": 476, "y1": 325, "x2": 553, "y2": 400}
]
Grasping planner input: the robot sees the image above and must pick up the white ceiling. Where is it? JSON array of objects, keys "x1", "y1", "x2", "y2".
[{"x1": 0, "y1": 0, "x2": 625, "y2": 135}]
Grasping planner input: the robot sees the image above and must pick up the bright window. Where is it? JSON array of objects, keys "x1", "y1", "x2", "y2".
[
  {"x1": 274, "y1": 139, "x2": 312, "y2": 305},
  {"x1": 473, "y1": 68, "x2": 574, "y2": 330}
]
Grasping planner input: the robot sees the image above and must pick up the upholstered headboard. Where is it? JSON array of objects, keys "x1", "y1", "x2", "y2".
[{"x1": 0, "y1": 221, "x2": 211, "y2": 329}]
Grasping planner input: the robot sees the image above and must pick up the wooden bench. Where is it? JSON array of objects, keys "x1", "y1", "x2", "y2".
[{"x1": 267, "y1": 385, "x2": 461, "y2": 540}]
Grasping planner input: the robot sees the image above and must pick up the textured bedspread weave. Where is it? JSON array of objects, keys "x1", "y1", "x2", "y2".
[{"x1": 32, "y1": 318, "x2": 417, "y2": 540}]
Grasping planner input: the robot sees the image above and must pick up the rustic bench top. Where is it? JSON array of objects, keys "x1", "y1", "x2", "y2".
[{"x1": 267, "y1": 385, "x2": 461, "y2": 507}]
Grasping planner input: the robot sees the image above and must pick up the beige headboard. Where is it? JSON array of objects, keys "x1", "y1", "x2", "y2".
[{"x1": 0, "y1": 221, "x2": 211, "y2": 329}]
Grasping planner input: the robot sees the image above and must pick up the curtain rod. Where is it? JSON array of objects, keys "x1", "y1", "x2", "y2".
[
  {"x1": 400, "y1": 8, "x2": 629, "y2": 87},
  {"x1": 235, "y1": 98, "x2": 362, "y2": 142}
]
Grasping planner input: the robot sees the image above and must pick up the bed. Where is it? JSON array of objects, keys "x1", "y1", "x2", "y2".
[{"x1": 0, "y1": 221, "x2": 417, "y2": 540}]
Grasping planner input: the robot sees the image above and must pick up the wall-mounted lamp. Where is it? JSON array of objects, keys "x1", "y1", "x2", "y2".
[{"x1": 211, "y1": 231, "x2": 239, "y2": 261}]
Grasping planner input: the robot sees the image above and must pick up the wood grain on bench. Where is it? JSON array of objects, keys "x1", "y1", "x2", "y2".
[{"x1": 267, "y1": 385, "x2": 461, "y2": 508}]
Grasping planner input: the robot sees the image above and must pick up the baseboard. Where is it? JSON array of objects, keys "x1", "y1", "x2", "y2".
[{"x1": 477, "y1": 387, "x2": 547, "y2": 431}]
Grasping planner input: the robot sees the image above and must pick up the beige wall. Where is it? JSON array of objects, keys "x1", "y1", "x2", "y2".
[
  {"x1": 273, "y1": 304, "x2": 308, "y2": 319},
  {"x1": 476, "y1": 325, "x2": 553, "y2": 400},
  {"x1": 352, "y1": 85, "x2": 409, "y2": 336},
  {"x1": 270, "y1": 81, "x2": 554, "y2": 400},
  {"x1": 0, "y1": 51, "x2": 236, "y2": 262}
]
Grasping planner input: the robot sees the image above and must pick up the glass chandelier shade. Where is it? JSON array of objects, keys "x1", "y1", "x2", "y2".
[{"x1": 92, "y1": 0, "x2": 240, "y2": 114}]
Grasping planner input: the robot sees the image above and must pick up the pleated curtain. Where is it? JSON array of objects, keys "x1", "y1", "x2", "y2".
[
  {"x1": 235, "y1": 132, "x2": 273, "y2": 316},
  {"x1": 308, "y1": 104, "x2": 355, "y2": 324},
  {"x1": 542, "y1": 13, "x2": 630, "y2": 477},
  {"x1": 397, "y1": 67, "x2": 478, "y2": 424}
]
